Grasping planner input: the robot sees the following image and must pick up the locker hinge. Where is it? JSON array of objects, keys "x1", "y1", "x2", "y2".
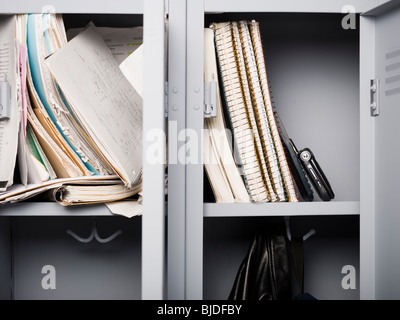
[
  {"x1": 204, "y1": 76, "x2": 217, "y2": 118},
  {"x1": 370, "y1": 78, "x2": 380, "y2": 117},
  {"x1": 164, "y1": 81, "x2": 168, "y2": 118}
]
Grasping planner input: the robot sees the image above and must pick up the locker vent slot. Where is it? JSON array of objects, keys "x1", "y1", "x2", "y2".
[
  {"x1": 385, "y1": 86, "x2": 400, "y2": 96},
  {"x1": 386, "y1": 48, "x2": 400, "y2": 60},
  {"x1": 385, "y1": 48, "x2": 400, "y2": 97},
  {"x1": 385, "y1": 61, "x2": 400, "y2": 72}
]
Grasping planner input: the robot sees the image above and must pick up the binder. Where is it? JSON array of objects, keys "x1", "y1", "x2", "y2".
[
  {"x1": 49, "y1": 180, "x2": 142, "y2": 206},
  {"x1": 0, "y1": 174, "x2": 125, "y2": 204}
]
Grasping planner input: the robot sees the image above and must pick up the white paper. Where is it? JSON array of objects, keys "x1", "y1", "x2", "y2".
[
  {"x1": 0, "y1": 16, "x2": 19, "y2": 191},
  {"x1": 105, "y1": 200, "x2": 142, "y2": 218},
  {"x1": 120, "y1": 44, "x2": 143, "y2": 97},
  {"x1": 28, "y1": 154, "x2": 49, "y2": 183},
  {"x1": 67, "y1": 26, "x2": 143, "y2": 64},
  {"x1": 46, "y1": 23, "x2": 143, "y2": 188}
]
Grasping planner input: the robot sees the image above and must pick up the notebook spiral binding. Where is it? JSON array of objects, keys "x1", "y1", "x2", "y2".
[
  {"x1": 211, "y1": 20, "x2": 300, "y2": 203},
  {"x1": 238, "y1": 20, "x2": 287, "y2": 202},
  {"x1": 248, "y1": 20, "x2": 299, "y2": 202},
  {"x1": 231, "y1": 21, "x2": 277, "y2": 202},
  {"x1": 212, "y1": 22, "x2": 270, "y2": 202}
]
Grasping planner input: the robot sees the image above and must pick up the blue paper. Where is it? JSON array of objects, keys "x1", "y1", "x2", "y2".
[{"x1": 27, "y1": 14, "x2": 99, "y2": 175}]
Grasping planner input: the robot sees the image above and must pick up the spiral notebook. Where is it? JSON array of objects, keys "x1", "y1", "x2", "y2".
[
  {"x1": 211, "y1": 21, "x2": 299, "y2": 203},
  {"x1": 230, "y1": 22, "x2": 277, "y2": 202},
  {"x1": 203, "y1": 27, "x2": 250, "y2": 203},
  {"x1": 212, "y1": 22, "x2": 270, "y2": 202},
  {"x1": 247, "y1": 20, "x2": 298, "y2": 202}
]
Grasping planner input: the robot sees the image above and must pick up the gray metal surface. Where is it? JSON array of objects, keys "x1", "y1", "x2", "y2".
[
  {"x1": 204, "y1": 0, "x2": 378, "y2": 14},
  {"x1": 186, "y1": 0, "x2": 205, "y2": 300},
  {"x1": 204, "y1": 202, "x2": 359, "y2": 217},
  {"x1": 203, "y1": 216, "x2": 359, "y2": 300},
  {"x1": 374, "y1": 3, "x2": 400, "y2": 300},
  {"x1": 0, "y1": 203, "x2": 114, "y2": 216},
  {"x1": 12, "y1": 217, "x2": 141, "y2": 300},
  {"x1": 167, "y1": 0, "x2": 187, "y2": 300},
  {"x1": 0, "y1": 0, "x2": 143, "y2": 14},
  {"x1": 359, "y1": 16, "x2": 377, "y2": 300},
  {"x1": 3, "y1": 0, "x2": 397, "y2": 301},
  {"x1": 0, "y1": 218, "x2": 11, "y2": 299},
  {"x1": 185, "y1": 4, "x2": 361, "y2": 300},
  {"x1": 254, "y1": 13, "x2": 360, "y2": 202},
  {"x1": 142, "y1": 0, "x2": 167, "y2": 300},
  {"x1": 0, "y1": 4, "x2": 166, "y2": 300}
]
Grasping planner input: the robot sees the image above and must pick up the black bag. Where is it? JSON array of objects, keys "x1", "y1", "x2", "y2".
[{"x1": 228, "y1": 230, "x2": 292, "y2": 300}]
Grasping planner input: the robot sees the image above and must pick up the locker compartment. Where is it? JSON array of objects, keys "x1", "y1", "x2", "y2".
[
  {"x1": 203, "y1": 216, "x2": 359, "y2": 300},
  {"x1": 0, "y1": 1, "x2": 167, "y2": 300},
  {"x1": 203, "y1": 12, "x2": 360, "y2": 203},
  {"x1": 3, "y1": 216, "x2": 141, "y2": 300}
]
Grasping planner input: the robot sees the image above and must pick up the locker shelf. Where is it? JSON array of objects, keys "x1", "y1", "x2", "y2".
[
  {"x1": 0, "y1": 202, "x2": 117, "y2": 216},
  {"x1": 204, "y1": 201, "x2": 359, "y2": 217}
]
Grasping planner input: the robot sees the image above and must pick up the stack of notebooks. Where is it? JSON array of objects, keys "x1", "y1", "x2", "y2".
[
  {"x1": 204, "y1": 20, "x2": 321, "y2": 203},
  {"x1": 0, "y1": 14, "x2": 144, "y2": 207}
]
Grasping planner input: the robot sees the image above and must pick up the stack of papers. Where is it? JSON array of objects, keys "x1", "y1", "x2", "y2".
[{"x1": 0, "y1": 14, "x2": 145, "y2": 213}]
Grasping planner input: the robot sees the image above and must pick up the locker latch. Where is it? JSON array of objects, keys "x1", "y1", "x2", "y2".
[
  {"x1": 370, "y1": 79, "x2": 380, "y2": 117},
  {"x1": 204, "y1": 76, "x2": 217, "y2": 118}
]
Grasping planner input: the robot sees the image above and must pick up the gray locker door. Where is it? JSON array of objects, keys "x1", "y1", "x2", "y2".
[
  {"x1": 142, "y1": 0, "x2": 168, "y2": 300},
  {"x1": 368, "y1": 1, "x2": 400, "y2": 300},
  {"x1": 375, "y1": 3, "x2": 400, "y2": 300}
]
